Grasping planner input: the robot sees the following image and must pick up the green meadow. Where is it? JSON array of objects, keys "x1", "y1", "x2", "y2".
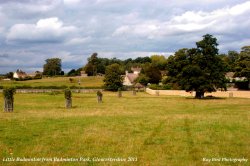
[
  {"x1": 0, "y1": 76, "x2": 104, "y2": 89},
  {"x1": 0, "y1": 92, "x2": 249, "y2": 166}
]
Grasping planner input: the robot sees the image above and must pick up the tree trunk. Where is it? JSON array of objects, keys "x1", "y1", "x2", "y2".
[
  {"x1": 65, "y1": 98, "x2": 72, "y2": 109},
  {"x1": 195, "y1": 91, "x2": 204, "y2": 99},
  {"x1": 118, "y1": 91, "x2": 122, "y2": 98},
  {"x1": 4, "y1": 98, "x2": 13, "y2": 112},
  {"x1": 97, "y1": 96, "x2": 102, "y2": 103}
]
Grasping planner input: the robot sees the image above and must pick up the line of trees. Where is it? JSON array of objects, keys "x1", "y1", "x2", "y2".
[
  {"x1": 3, "y1": 34, "x2": 248, "y2": 98},
  {"x1": 98, "y1": 34, "x2": 249, "y2": 97},
  {"x1": 65, "y1": 34, "x2": 250, "y2": 95}
]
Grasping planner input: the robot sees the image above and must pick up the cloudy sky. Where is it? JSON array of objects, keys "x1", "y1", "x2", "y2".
[{"x1": 0, "y1": 0, "x2": 250, "y2": 73}]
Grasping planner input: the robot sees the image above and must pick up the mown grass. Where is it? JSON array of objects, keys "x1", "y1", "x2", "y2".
[
  {"x1": 0, "y1": 92, "x2": 249, "y2": 166},
  {"x1": 0, "y1": 76, "x2": 104, "y2": 89}
]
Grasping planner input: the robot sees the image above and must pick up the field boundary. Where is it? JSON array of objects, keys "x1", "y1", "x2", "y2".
[
  {"x1": 0, "y1": 89, "x2": 102, "y2": 93},
  {"x1": 146, "y1": 88, "x2": 250, "y2": 98}
]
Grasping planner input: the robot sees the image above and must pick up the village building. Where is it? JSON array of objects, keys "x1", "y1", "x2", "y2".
[
  {"x1": 13, "y1": 69, "x2": 27, "y2": 79},
  {"x1": 225, "y1": 72, "x2": 249, "y2": 90},
  {"x1": 13, "y1": 69, "x2": 42, "y2": 79},
  {"x1": 226, "y1": 72, "x2": 247, "y2": 82},
  {"x1": 80, "y1": 70, "x2": 88, "y2": 77},
  {"x1": 123, "y1": 67, "x2": 142, "y2": 86}
]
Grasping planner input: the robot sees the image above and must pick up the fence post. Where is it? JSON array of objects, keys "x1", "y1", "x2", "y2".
[
  {"x1": 3, "y1": 87, "x2": 16, "y2": 112},
  {"x1": 64, "y1": 88, "x2": 72, "y2": 109},
  {"x1": 97, "y1": 90, "x2": 103, "y2": 103}
]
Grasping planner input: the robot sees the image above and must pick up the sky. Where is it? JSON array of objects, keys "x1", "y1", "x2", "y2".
[{"x1": 0, "y1": 0, "x2": 250, "y2": 74}]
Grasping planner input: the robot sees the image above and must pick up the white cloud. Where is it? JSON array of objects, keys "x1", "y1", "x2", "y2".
[
  {"x1": 1, "y1": 0, "x2": 61, "y2": 18},
  {"x1": 113, "y1": 1, "x2": 250, "y2": 39},
  {"x1": 63, "y1": 0, "x2": 81, "y2": 6},
  {"x1": 1, "y1": 0, "x2": 250, "y2": 73},
  {"x1": 65, "y1": 37, "x2": 91, "y2": 45},
  {"x1": 229, "y1": 1, "x2": 250, "y2": 15},
  {"x1": 6, "y1": 17, "x2": 77, "y2": 43}
]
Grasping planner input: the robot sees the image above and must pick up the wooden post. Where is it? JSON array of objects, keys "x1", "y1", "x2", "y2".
[
  {"x1": 64, "y1": 88, "x2": 72, "y2": 109},
  {"x1": 3, "y1": 87, "x2": 16, "y2": 112},
  {"x1": 155, "y1": 90, "x2": 159, "y2": 96},
  {"x1": 65, "y1": 98, "x2": 72, "y2": 109},
  {"x1": 133, "y1": 90, "x2": 136, "y2": 96},
  {"x1": 4, "y1": 98, "x2": 14, "y2": 112},
  {"x1": 97, "y1": 91, "x2": 103, "y2": 103},
  {"x1": 118, "y1": 88, "x2": 122, "y2": 98}
]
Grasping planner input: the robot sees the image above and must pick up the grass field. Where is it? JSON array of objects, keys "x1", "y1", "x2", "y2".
[
  {"x1": 0, "y1": 76, "x2": 104, "y2": 88},
  {"x1": 0, "y1": 92, "x2": 249, "y2": 166}
]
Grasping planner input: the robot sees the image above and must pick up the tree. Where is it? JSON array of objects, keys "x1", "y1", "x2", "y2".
[
  {"x1": 150, "y1": 55, "x2": 168, "y2": 70},
  {"x1": 234, "y1": 46, "x2": 250, "y2": 81},
  {"x1": 166, "y1": 48, "x2": 189, "y2": 88},
  {"x1": 103, "y1": 63, "x2": 123, "y2": 91},
  {"x1": 134, "y1": 57, "x2": 151, "y2": 63},
  {"x1": 5, "y1": 72, "x2": 13, "y2": 79},
  {"x1": 135, "y1": 74, "x2": 150, "y2": 86},
  {"x1": 167, "y1": 34, "x2": 227, "y2": 98},
  {"x1": 84, "y1": 53, "x2": 98, "y2": 76},
  {"x1": 221, "y1": 51, "x2": 239, "y2": 72},
  {"x1": 43, "y1": 58, "x2": 62, "y2": 76},
  {"x1": 141, "y1": 63, "x2": 162, "y2": 84}
]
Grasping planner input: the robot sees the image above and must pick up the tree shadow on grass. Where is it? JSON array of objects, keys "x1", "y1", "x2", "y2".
[{"x1": 186, "y1": 96, "x2": 227, "y2": 100}]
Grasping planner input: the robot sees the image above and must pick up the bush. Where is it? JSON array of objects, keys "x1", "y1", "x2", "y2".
[
  {"x1": 135, "y1": 74, "x2": 149, "y2": 86},
  {"x1": 97, "y1": 90, "x2": 103, "y2": 97},
  {"x1": 3, "y1": 87, "x2": 16, "y2": 100},
  {"x1": 64, "y1": 88, "x2": 72, "y2": 99}
]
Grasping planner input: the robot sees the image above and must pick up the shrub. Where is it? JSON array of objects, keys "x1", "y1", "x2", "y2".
[
  {"x1": 3, "y1": 87, "x2": 16, "y2": 112},
  {"x1": 64, "y1": 88, "x2": 72, "y2": 99},
  {"x1": 97, "y1": 90, "x2": 103, "y2": 103},
  {"x1": 3, "y1": 87, "x2": 16, "y2": 100}
]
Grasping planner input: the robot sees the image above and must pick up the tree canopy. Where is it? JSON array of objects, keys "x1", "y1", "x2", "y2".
[
  {"x1": 103, "y1": 63, "x2": 123, "y2": 91},
  {"x1": 43, "y1": 58, "x2": 62, "y2": 76},
  {"x1": 234, "y1": 46, "x2": 250, "y2": 81},
  {"x1": 167, "y1": 34, "x2": 227, "y2": 98}
]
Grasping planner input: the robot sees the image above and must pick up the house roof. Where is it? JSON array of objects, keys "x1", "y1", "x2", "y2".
[
  {"x1": 15, "y1": 70, "x2": 27, "y2": 78},
  {"x1": 126, "y1": 73, "x2": 138, "y2": 83}
]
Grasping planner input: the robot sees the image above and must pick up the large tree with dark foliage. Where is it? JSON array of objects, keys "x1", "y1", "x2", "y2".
[
  {"x1": 84, "y1": 53, "x2": 98, "y2": 76},
  {"x1": 141, "y1": 63, "x2": 162, "y2": 84},
  {"x1": 43, "y1": 58, "x2": 62, "y2": 76},
  {"x1": 234, "y1": 46, "x2": 250, "y2": 81},
  {"x1": 167, "y1": 34, "x2": 227, "y2": 98},
  {"x1": 103, "y1": 63, "x2": 123, "y2": 91}
]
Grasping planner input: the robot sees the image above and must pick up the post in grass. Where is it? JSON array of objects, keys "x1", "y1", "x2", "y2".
[
  {"x1": 97, "y1": 90, "x2": 103, "y2": 103},
  {"x1": 3, "y1": 87, "x2": 16, "y2": 112},
  {"x1": 133, "y1": 89, "x2": 136, "y2": 96},
  {"x1": 118, "y1": 88, "x2": 122, "y2": 98},
  {"x1": 64, "y1": 88, "x2": 72, "y2": 109}
]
